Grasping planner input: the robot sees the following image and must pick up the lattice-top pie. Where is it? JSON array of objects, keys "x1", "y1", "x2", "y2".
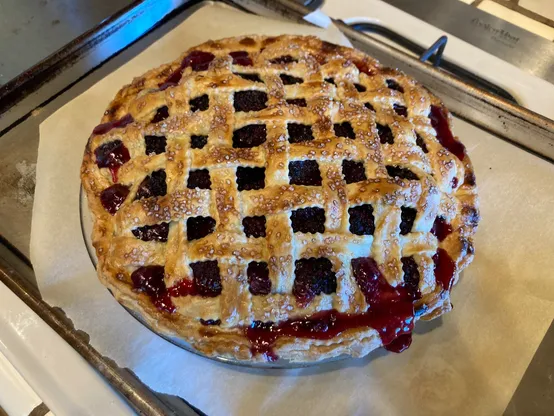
[{"x1": 81, "y1": 35, "x2": 479, "y2": 362}]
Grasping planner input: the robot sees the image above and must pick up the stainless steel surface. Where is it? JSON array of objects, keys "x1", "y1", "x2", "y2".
[
  {"x1": 0, "y1": 0, "x2": 196, "y2": 136},
  {"x1": 0, "y1": 0, "x2": 553, "y2": 413},
  {"x1": 0, "y1": 117, "x2": 38, "y2": 259},
  {"x1": 382, "y1": 0, "x2": 554, "y2": 84},
  {"x1": 0, "y1": 0, "x2": 132, "y2": 86}
]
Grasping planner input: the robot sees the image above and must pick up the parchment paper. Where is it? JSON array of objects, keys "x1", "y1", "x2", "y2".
[{"x1": 31, "y1": 3, "x2": 554, "y2": 415}]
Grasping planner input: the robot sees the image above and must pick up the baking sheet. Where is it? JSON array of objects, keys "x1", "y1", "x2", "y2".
[{"x1": 31, "y1": 2, "x2": 554, "y2": 415}]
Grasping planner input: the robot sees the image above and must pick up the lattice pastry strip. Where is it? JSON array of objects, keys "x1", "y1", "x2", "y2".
[{"x1": 81, "y1": 35, "x2": 479, "y2": 362}]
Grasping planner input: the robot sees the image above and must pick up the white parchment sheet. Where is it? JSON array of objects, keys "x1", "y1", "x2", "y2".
[{"x1": 31, "y1": 3, "x2": 554, "y2": 415}]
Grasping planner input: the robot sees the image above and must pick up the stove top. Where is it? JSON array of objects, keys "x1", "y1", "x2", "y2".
[{"x1": 383, "y1": 0, "x2": 554, "y2": 85}]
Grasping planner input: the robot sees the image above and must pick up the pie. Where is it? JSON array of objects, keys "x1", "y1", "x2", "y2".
[{"x1": 81, "y1": 35, "x2": 479, "y2": 362}]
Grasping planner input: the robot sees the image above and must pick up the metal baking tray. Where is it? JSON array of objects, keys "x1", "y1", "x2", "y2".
[{"x1": 1, "y1": 0, "x2": 554, "y2": 414}]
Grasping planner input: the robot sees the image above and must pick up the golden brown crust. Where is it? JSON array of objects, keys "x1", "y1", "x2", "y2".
[{"x1": 81, "y1": 35, "x2": 479, "y2": 362}]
